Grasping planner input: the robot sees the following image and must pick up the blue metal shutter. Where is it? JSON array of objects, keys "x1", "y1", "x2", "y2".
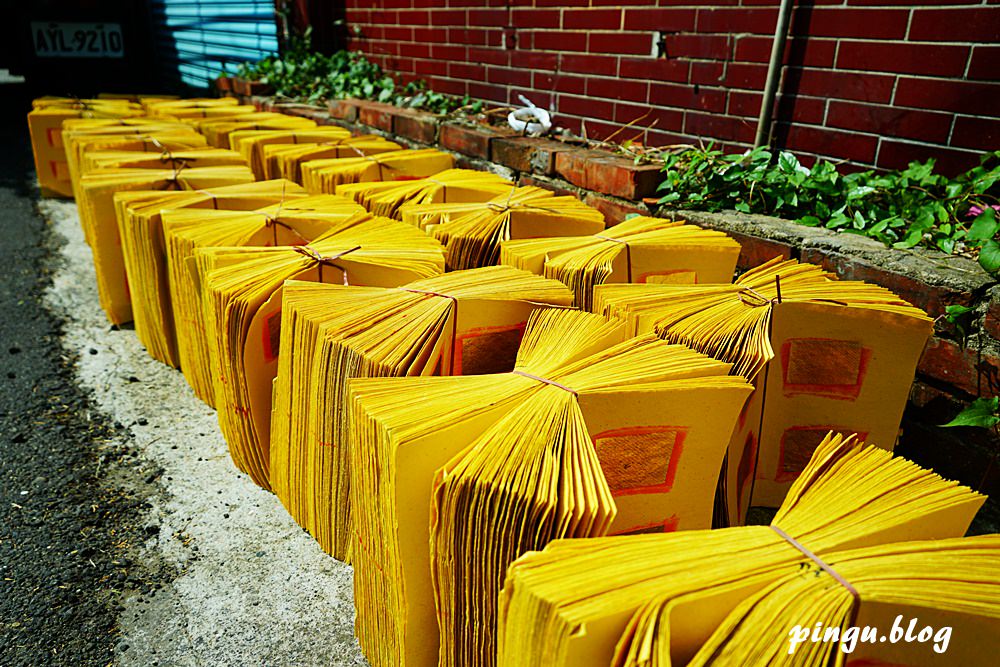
[{"x1": 150, "y1": 0, "x2": 279, "y2": 89}]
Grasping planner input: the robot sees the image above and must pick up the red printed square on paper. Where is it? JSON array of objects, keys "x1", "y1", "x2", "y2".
[
  {"x1": 781, "y1": 338, "x2": 871, "y2": 400},
  {"x1": 454, "y1": 321, "x2": 526, "y2": 376},
  {"x1": 592, "y1": 426, "x2": 686, "y2": 497}
]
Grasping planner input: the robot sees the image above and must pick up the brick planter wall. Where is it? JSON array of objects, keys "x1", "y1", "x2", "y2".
[
  {"x1": 342, "y1": 1, "x2": 999, "y2": 175},
  {"x1": 238, "y1": 90, "x2": 999, "y2": 527}
]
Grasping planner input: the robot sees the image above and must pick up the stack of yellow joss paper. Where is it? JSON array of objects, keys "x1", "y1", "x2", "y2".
[
  {"x1": 301, "y1": 148, "x2": 455, "y2": 193},
  {"x1": 594, "y1": 257, "x2": 933, "y2": 524},
  {"x1": 227, "y1": 127, "x2": 351, "y2": 178},
  {"x1": 262, "y1": 135, "x2": 402, "y2": 182},
  {"x1": 269, "y1": 265, "x2": 574, "y2": 559},
  {"x1": 201, "y1": 217, "x2": 446, "y2": 488},
  {"x1": 27, "y1": 97, "x2": 145, "y2": 196},
  {"x1": 500, "y1": 215, "x2": 741, "y2": 309},
  {"x1": 498, "y1": 433, "x2": 988, "y2": 667},
  {"x1": 401, "y1": 186, "x2": 607, "y2": 271},
  {"x1": 78, "y1": 164, "x2": 255, "y2": 324},
  {"x1": 338, "y1": 169, "x2": 514, "y2": 218},
  {"x1": 61, "y1": 118, "x2": 206, "y2": 199},
  {"x1": 347, "y1": 308, "x2": 753, "y2": 666},
  {"x1": 162, "y1": 192, "x2": 367, "y2": 386}
]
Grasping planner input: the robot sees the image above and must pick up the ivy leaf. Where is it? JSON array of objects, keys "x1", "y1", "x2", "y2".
[
  {"x1": 944, "y1": 304, "x2": 973, "y2": 320},
  {"x1": 852, "y1": 210, "x2": 867, "y2": 229},
  {"x1": 967, "y1": 208, "x2": 998, "y2": 243},
  {"x1": 941, "y1": 397, "x2": 1000, "y2": 428},
  {"x1": 735, "y1": 201, "x2": 751, "y2": 213},
  {"x1": 978, "y1": 239, "x2": 1000, "y2": 274},
  {"x1": 893, "y1": 227, "x2": 924, "y2": 249}
]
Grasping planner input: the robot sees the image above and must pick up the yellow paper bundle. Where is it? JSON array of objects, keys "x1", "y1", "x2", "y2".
[
  {"x1": 147, "y1": 101, "x2": 254, "y2": 121},
  {"x1": 77, "y1": 166, "x2": 255, "y2": 324},
  {"x1": 27, "y1": 99, "x2": 146, "y2": 197},
  {"x1": 347, "y1": 308, "x2": 752, "y2": 667},
  {"x1": 161, "y1": 190, "x2": 367, "y2": 400},
  {"x1": 428, "y1": 343, "x2": 753, "y2": 667},
  {"x1": 497, "y1": 433, "x2": 985, "y2": 667},
  {"x1": 115, "y1": 180, "x2": 310, "y2": 369},
  {"x1": 337, "y1": 168, "x2": 514, "y2": 219},
  {"x1": 83, "y1": 148, "x2": 246, "y2": 174},
  {"x1": 144, "y1": 97, "x2": 242, "y2": 116},
  {"x1": 226, "y1": 127, "x2": 353, "y2": 178},
  {"x1": 500, "y1": 216, "x2": 741, "y2": 309},
  {"x1": 262, "y1": 136, "x2": 402, "y2": 182},
  {"x1": 31, "y1": 97, "x2": 141, "y2": 110},
  {"x1": 62, "y1": 121, "x2": 205, "y2": 200},
  {"x1": 194, "y1": 113, "x2": 317, "y2": 148},
  {"x1": 348, "y1": 309, "x2": 625, "y2": 667},
  {"x1": 301, "y1": 148, "x2": 455, "y2": 193},
  {"x1": 270, "y1": 266, "x2": 574, "y2": 560},
  {"x1": 202, "y1": 218, "x2": 445, "y2": 488},
  {"x1": 406, "y1": 186, "x2": 607, "y2": 271},
  {"x1": 593, "y1": 257, "x2": 933, "y2": 525},
  {"x1": 686, "y1": 536, "x2": 1000, "y2": 666}
]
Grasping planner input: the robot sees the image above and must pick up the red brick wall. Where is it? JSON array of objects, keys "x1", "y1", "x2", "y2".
[{"x1": 343, "y1": 0, "x2": 1000, "y2": 174}]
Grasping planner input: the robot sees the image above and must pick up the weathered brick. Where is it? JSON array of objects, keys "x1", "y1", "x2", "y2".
[
  {"x1": 357, "y1": 101, "x2": 395, "y2": 132},
  {"x1": 826, "y1": 102, "x2": 952, "y2": 144},
  {"x1": 918, "y1": 337, "x2": 1000, "y2": 398},
  {"x1": 276, "y1": 103, "x2": 328, "y2": 122},
  {"x1": 582, "y1": 192, "x2": 648, "y2": 226},
  {"x1": 727, "y1": 231, "x2": 794, "y2": 272},
  {"x1": 517, "y1": 173, "x2": 580, "y2": 198},
  {"x1": 951, "y1": 116, "x2": 1000, "y2": 152},
  {"x1": 894, "y1": 78, "x2": 1000, "y2": 116},
  {"x1": 909, "y1": 7, "x2": 1000, "y2": 42},
  {"x1": 328, "y1": 99, "x2": 361, "y2": 123},
  {"x1": 439, "y1": 123, "x2": 512, "y2": 159},
  {"x1": 584, "y1": 156, "x2": 662, "y2": 200},
  {"x1": 985, "y1": 289, "x2": 1000, "y2": 342},
  {"x1": 877, "y1": 140, "x2": 980, "y2": 177},
  {"x1": 554, "y1": 149, "x2": 601, "y2": 190},
  {"x1": 392, "y1": 110, "x2": 438, "y2": 145},
  {"x1": 490, "y1": 137, "x2": 574, "y2": 175},
  {"x1": 799, "y1": 249, "x2": 972, "y2": 318}
]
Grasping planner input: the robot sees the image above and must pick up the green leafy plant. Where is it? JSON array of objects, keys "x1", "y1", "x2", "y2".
[
  {"x1": 942, "y1": 396, "x2": 1000, "y2": 429},
  {"x1": 943, "y1": 304, "x2": 975, "y2": 344},
  {"x1": 235, "y1": 32, "x2": 478, "y2": 115},
  {"x1": 657, "y1": 146, "x2": 1000, "y2": 273}
]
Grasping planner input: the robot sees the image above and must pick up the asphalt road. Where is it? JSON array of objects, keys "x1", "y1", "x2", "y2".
[
  {"x1": 1, "y1": 83, "x2": 364, "y2": 667},
  {"x1": 0, "y1": 86, "x2": 165, "y2": 666}
]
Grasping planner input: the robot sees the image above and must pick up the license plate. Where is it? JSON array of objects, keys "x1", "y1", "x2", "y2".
[{"x1": 31, "y1": 22, "x2": 125, "y2": 59}]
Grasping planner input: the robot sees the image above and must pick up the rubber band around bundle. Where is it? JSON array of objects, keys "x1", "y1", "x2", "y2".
[
  {"x1": 770, "y1": 524, "x2": 861, "y2": 624},
  {"x1": 293, "y1": 244, "x2": 361, "y2": 285},
  {"x1": 595, "y1": 235, "x2": 633, "y2": 282},
  {"x1": 512, "y1": 370, "x2": 578, "y2": 396},
  {"x1": 402, "y1": 288, "x2": 461, "y2": 373}
]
